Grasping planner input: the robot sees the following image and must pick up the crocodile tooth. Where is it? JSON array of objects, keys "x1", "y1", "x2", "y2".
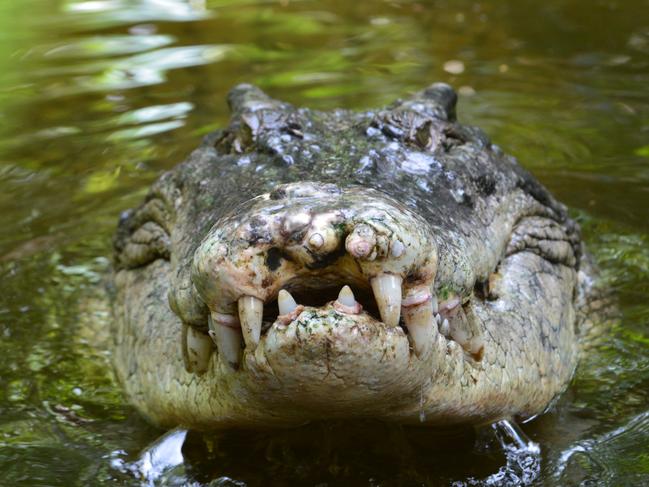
[
  {"x1": 334, "y1": 285, "x2": 362, "y2": 314},
  {"x1": 238, "y1": 295, "x2": 263, "y2": 349},
  {"x1": 278, "y1": 289, "x2": 297, "y2": 316},
  {"x1": 440, "y1": 318, "x2": 450, "y2": 337},
  {"x1": 371, "y1": 274, "x2": 402, "y2": 327},
  {"x1": 185, "y1": 326, "x2": 213, "y2": 373},
  {"x1": 337, "y1": 285, "x2": 356, "y2": 307},
  {"x1": 403, "y1": 299, "x2": 435, "y2": 357},
  {"x1": 209, "y1": 313, "x2": 242, "y2": 369},
  {"x1": 469, "y1": 335, "x2": 485, "y2": 359},
  {"x1": 431, "y1": 294, "x2": 438, "y2": 315},
  {"x1": 450, "y1": 322, "x2": 470, "y2": 349}
]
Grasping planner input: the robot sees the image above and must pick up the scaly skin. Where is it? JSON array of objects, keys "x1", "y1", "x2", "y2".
[{"x1": 111, "y1": 83, "x2": 597, "y2": 429}]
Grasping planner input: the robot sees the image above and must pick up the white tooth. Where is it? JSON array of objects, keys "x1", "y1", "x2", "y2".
[
  {"x1": 371, "y1": 274, "x2": 402, "y2": 327},
  {"x1": 278, "y1": 289, "x2": 297, "y2": 316},
  {"x1": 238, "y1": 295, "x2": 263, "y2": 349},
  {"x1": 209, "y1": 314, "x2": 242, "y2": 369},
  {"x1": 435, "y1": 313, "x2": 442, "y2": 325},
  {"x1": 337, "y1": 285, "x2": 357, "y2": 307},
  {"x1": 440, "y1": 318, "x2": 450, "y2": 337},
  {"x1": 450, "y1": 322, "x2": 470, "y2": 349},
  {"x1": 403, "y1": 299, "x2": 435, "y2": 357},
  {"x1": 431, "y1": 295, "x2": 438, "y2": 315},
  {"x1": 185, "y1": 326, "x2": 213, "y2": 373}
]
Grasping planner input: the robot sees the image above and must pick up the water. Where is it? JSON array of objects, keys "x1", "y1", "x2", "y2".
[{"x1": 1, "y1": 0, "x2": 648, "y2": 485}]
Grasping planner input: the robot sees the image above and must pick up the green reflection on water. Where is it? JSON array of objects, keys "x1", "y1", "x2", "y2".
[{"x1": 0, "y1": 0, "x2": 648, "y2": 485}]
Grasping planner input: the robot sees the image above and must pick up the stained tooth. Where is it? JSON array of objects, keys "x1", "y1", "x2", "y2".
[
  {"x1": 371, "y1": 274, "x2": 402, "y2": 327},
  {"x1": 183, "y1": 325, "x2": 214, "y2": 373},
  {"x1": 450, "y1": 323, "x2": 470, "y2": 348},
  {"x1": 278, "y1": 289, "x2": 298, "y2": 316},
  {"x1": 187, "y1": 327, "x2": 213, "y2": 373},
  {"x1": 238, "y1": 296, "x2": 263, "y2": 349},
  {"x1": 209, "y1": 314, "x2": 242, "y2": 369},
  {"x1": 337, "y1": 285, "x2": 356, "y2": 307},
  {"x1": 440, "y1": 318, "x2": 450, "y2": 337},
  {"x1": 469, "y1": 336, "x2": 485, "y2": 360},
  {"x1": 403, "y1": 299, "x2": 435, "y2": 357}
]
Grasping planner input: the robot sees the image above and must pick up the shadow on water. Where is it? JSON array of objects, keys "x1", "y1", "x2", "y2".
[
  {"x1": 1, "y1": 0, "x2": 649, "y2": 485},
  {"x1": 106, "y1": 421, "x2": 543, "y2": 486}
]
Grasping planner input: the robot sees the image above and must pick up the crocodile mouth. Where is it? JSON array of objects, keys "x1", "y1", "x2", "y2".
[{"x1": 181, "y1": 182, "x2": 484, "y2": 373}]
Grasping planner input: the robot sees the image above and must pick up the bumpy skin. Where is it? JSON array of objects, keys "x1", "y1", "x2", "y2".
[{"x1": 111, "y1": 84, "x2": 595, "y2": 429}]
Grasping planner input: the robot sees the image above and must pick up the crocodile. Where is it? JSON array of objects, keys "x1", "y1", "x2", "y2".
[{"x1": 111, "y1": 83, "x2": 600, "y2": 430}]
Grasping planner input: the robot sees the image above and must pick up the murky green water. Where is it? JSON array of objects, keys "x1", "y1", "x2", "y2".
[{"x1": 1, "y1": 0, "x2": 648, "y2": 485}]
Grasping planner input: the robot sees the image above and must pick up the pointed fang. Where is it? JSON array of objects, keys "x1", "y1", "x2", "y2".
[
  {"x1": 278, "y1": 289, "x2": 298, "y2": 316},
  {"x1": 209, "y1": 313, "x2": 242, "y2": 369},
  {"x1": 185, "y1": 326, "x2": 214, "y2": 374},
  {"x1": 238, "y1": 295, "x2": 263, "y2": 349},
  {"x1": 371, "y1": 274, "x2": 402, "y2": 327},
  {"x1": 403, "y1": 299, "x2": 435, "y2": 357},
  {"x1": 338, "y1": 285, "x2": 356, "y2": 307},
  {"x1": 334, "y1": 285, "x2": 362, "y2": 314}
]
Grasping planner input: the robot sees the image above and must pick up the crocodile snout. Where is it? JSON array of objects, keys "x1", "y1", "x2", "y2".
[{"x1": 188, "y1": 182, "x2": 439, "y2": 370}]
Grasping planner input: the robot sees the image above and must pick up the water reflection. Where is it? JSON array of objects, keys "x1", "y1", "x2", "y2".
[
  {"x1": 35, "y1": 45, "x2": 233, "y2": 96},
  {"x1": 60, "y1": 0, "x2": 210, "y2": 28},
  {"x1": 0, "y1": 0, "x2": 648, "y2": 485}
]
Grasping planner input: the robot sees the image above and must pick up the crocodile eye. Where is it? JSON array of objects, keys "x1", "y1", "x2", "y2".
[{"x1": 114, "y1": 196, "x2": 172, "y2": 270}]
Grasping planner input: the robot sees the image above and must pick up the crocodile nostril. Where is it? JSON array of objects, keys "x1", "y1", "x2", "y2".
[{"x1": 265, "y1": 247, "x2": 285, "y2": 271}]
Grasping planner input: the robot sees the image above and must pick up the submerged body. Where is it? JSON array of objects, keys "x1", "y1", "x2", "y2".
[{"x1": 111, "y1": 84, "x2": 597, "y2": 429}]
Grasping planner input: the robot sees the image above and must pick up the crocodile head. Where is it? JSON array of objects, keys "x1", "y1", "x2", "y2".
[{"x1": 112, "y1": 84, "x2": 589, "y2": 429}]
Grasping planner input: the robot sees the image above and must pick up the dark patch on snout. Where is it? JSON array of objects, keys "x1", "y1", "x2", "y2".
[
  {"x1": 265, "y1": 247, "x2": 293, "y2": 271},
  {"x1": 247, "y1": 216, "x2": 271, "y2": 244},
  {"x1": 270, "y1": 187, "x2": 287, "y2": 200},
  {"x1": 266, "y1": 247, "x2": 282, "y2": 272},
  {"x1": 305, "y1": 245, "x2": 347, "y2": 270},
  {"x1": 474, "y1": 173, "x2": 497, "y2": 196}
]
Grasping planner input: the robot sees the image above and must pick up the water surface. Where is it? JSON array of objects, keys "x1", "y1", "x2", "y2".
[{"x1": 1, "y1": 0, "x2": 649, "y2": 485}]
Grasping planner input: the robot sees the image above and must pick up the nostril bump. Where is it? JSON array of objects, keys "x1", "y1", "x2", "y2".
[
  {"x1": 348, "y1": 240, "x2": 371, "y2": 258},
  {"x1": 391, "y1": 240, "x2": 405, "y2": 258},
  {"x1": 345, "y1": 224, "x2": 376, "y2": 258},
  {"x1": 308, "y1": 232, "x2": 325, "y2": 249}
]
